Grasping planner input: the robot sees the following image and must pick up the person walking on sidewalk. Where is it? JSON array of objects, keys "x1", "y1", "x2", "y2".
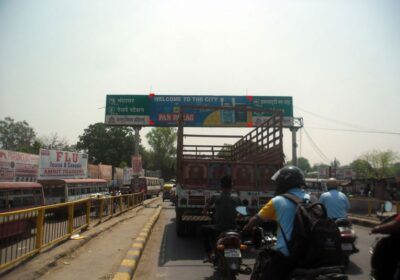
[{"x1": 319, "y1": 177, "x2": 350, "y2": 220}]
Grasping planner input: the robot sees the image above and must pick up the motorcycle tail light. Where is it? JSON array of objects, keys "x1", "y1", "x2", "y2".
[
  {"x1": 217, "y1": 244, "x2": 225, "y2": 251},
  {"x1": 240, "y1": 244, "x2": 248, "y2": 251},
  {"x1": 222, "y1": 236, "x2": 241, "y2": 247}
]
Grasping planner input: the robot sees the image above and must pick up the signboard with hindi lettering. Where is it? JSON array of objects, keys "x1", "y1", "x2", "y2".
[{"x1": 105, "y1": 94, "x2": 293, "y2": 127}]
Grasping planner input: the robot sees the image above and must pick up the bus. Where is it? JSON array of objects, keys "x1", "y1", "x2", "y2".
[
  {"x1": 38, "y1": 179, "x2": 109, "y2": 204},
  {"x1": 131, "y1": 176, "x2": 162, "y2": 199},
  {"x1": 0, "y1": 182, "x2": 45, "y2": 239},
  {"x1": 0, "y1": 182, "x2": 45, "y2": 212}
]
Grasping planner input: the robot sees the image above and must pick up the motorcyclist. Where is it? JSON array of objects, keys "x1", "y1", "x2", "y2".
[
  {"x1": 201, "y1": 175, "x2": 242, "y2": 263},
  {"x1": 243, "y1": 165, "x2": 310, "y2": 279},
  {"x1": 370, "y1": 214, "x2": 400, "y2": 280},
  {"x1": 319, "y1": 177, "x2": 350, "y2": 220}
]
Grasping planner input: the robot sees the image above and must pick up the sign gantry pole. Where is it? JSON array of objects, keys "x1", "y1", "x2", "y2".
[
  {"x1": 133, "y1": 126, "x2": 141, "y2": 156},
  {"x1": 290, "y1": 117, "x2": 304, "y2": 167}
]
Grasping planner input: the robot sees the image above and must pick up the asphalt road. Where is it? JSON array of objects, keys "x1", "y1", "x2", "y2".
[{"x1": 134, "y1": 201, "x2": 378, "y2": 280}]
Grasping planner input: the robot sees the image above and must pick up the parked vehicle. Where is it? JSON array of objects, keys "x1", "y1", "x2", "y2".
[
  {"x1": 335, "y1": 218, "x2": 359, "y2": 267},
  {"x1": 175, "y1": 106, "x2": 284, "y2": 236}
]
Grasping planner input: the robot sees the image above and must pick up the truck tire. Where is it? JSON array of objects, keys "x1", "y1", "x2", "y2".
[{"x1": 176, "y1": 210, "x2": 185, "y2": 237}]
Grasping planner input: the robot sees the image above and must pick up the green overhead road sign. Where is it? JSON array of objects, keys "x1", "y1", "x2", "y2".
[{"x1": 105, "y1": 95, "x2": 150, "y2": 125}]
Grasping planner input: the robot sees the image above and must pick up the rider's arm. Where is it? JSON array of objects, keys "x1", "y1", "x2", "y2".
[
  {"x1": 371, "y1": 215, "x2": 400, "y2": 234},
  {"x1": 243, "y1": 199, "x2": 276, "y2": 231}
]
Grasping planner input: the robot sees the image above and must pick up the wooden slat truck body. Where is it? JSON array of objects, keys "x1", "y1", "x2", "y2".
[{"x1": 175, "y1": 106, "x2": 285, "y2": 236}]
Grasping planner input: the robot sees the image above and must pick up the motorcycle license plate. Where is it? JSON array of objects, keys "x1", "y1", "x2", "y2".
[
  {"x1": 224, "y1": 249, "x2": 241, "y2": 258},
  {"x1": 341, "y1": 243, "x2": 353, "y2": 251}
]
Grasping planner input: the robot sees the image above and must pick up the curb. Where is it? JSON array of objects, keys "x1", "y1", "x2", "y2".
[
  {"x1": 112, "y1": 205, "x2": 162, "y2": 280},
  {"x1": 348, "y1": 216, "x2": 380, "y2": 228}
]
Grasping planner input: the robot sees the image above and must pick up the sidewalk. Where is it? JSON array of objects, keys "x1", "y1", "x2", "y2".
[{"x1": 0, "y1": 197, "x2": 161, "y2": 280}]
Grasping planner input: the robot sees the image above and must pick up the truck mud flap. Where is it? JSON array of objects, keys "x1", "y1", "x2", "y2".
[{"x1": 182, "y1": 215, "x2": 211, "y2": 222}]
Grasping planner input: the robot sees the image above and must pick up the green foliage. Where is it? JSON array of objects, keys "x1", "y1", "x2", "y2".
[
  {"x1": 350, "y1": 159, "x2": 373, "y2": 179},
  {"x1": 217, "y1": 144, "x2": 232, "y2": 159},
  {"x1": 145, "y1": 128, "x2": 177, "y2": 180},
  {"x1": 0, "y1": 117, "x2": 36, "y2": 152},
  {"x1": 310, "y1": 163, "x2": 330, "y2": 172},
  {"x1": 285, "y1": 157, "x2": 311, "y2": 172},
  {"x1": 77, "y1": 123, "x2": 137, "y2": 167},
  {"x1": 361, "y1": 149, "x2": 399, "y2": 179},
  {"x1": 350, "y1": 150, "x2": 399, "y2": 179}
]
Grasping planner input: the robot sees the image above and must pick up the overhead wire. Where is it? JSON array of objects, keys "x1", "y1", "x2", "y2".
[
  {"x1": 306, "y1": 126, "x2": 400, "y2": 135},
  {"x1": 302, "y1": 128, "x2": 331, "y2": 163}
]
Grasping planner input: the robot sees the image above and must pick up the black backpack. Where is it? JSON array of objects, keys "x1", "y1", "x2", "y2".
[{"x1": 281, "y1": 193, "x2": 343, "y2": 268}]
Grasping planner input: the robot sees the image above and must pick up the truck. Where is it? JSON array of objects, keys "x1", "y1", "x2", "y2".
[{"x1": 175, "y1": 106, "x2": 285, "y2": 236}]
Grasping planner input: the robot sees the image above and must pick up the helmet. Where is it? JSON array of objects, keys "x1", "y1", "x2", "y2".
[
  {"x1": 327, "y1": 177, "x2": 339, "y2": 190},
  {"x1": 271, "y1": 166, "x2": 305, "y2": 194}
]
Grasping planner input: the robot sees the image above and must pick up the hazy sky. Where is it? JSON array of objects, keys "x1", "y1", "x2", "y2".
[{"x1": 1, "y1": 0, "x2": 399, "y2": 166}]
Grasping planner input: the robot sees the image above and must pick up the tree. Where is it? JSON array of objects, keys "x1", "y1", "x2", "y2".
[
  {"x1": 285, "y1": 157, "x2": 311, "y2": 172},
  {"x1": 350, "y1": 159, "x2": 373, "y2": 179},
  {"x1": 361, "y1": 150, "x2": 399, "y2": 179},
  {"x1": 77, "y1": 123, "x2": 139, "y2": 167},
  {"x1": 146, "y1": 128, "x2": 177, "y2": 180},
  {"x1": 39, "y1": 133, "x2": 72, "y2": 151},
  {"x1": 0, "y1": 117, "x2": 36, "y2": 152}
]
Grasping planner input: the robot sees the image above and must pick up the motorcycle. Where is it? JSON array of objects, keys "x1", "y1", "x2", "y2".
[
  {"x1": 369, "y1": 201, "x2": 400, "y2": 280},
  {"x1": 213, "y1": 229, "x2": 252, "y2": 279},
  {"x1": 235, "y1": 206, "x2": 348, "y2": 280},
  {"x1": 335, "y1": 218, "x2": 359, "y2": 267},
  {"x1": 205, "y1": 207, "x2": 252, "y2": 280}
]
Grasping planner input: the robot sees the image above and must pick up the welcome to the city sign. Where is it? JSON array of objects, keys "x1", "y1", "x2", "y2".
[{"x1": 105, "y1": 94, "x2": 293, "y2": 127}]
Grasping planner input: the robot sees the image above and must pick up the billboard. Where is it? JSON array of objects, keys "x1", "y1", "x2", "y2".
[
  {"x1": 105, "y1": 94, "x2": 293, "y2": 127},
  {"x1": 0, "y1": 149, "x2": 39, "y2": 182},
  {"x1": 132, "y1": 155, "x2": 143, "y2": 176},
  {"x1": 38, "y1": 149, "x2": 88, "y2": 179}
]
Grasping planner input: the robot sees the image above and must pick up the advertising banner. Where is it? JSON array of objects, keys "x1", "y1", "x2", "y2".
[
  {"x1": 132, "y1": 155, "x2": 143, "y2": 175},
  {"x1": 38, "y1": 149, "x2": 88, "y2": 179},
  {"x1": 105, "y1": 94, "x2": 293, "y2": 127},
  {"x1": 0, "y1": 149, "x2": 39, "y2": 182},
  {"x1": 99, "y1": 164, "x2": 112, "y2": 182},
  {"x1": 88, "y1": 164, "x2": 100, "y2": 179},
  {"x1": 123, "y1": 168, "x2": 133, "y2": 185}
]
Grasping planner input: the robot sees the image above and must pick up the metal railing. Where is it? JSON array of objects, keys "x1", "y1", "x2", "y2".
[{"x1": 0, "y1": 192, "x2": 144, "y2": 271}]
